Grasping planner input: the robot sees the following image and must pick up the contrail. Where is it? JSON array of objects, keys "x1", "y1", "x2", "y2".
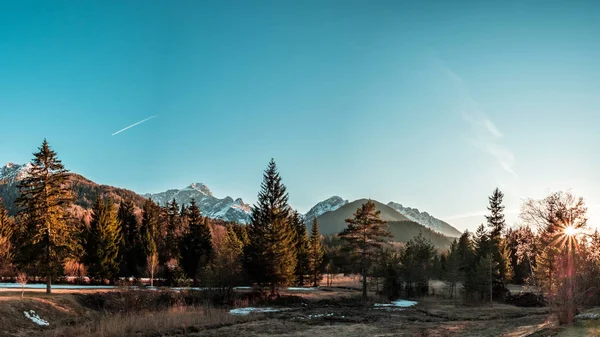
[{"x1": 112, "y1": 115, "x2": 157, "y2": 136}]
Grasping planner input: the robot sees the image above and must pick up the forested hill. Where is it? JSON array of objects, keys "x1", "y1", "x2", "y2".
[{"x1": 0, "y1": 173, "x2": 147, "y2": 216}]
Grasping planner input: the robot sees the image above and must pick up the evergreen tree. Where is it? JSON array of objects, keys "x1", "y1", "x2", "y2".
[
  {"x1": 14, "y1": 139, "x2": 76, "y2": 294},
  {"x1": 339, "y1": 200, "x2": 392, "y2": 300},
  {"x1": 485, "y1": 188, "x2": 512, "y2": 299},
  {"x1": 308, "y1": 218, "x2": 324, "y2": 287},
  {"x1": 179, "y1": 198, "x2": 213, "y2": 284},
  {"x1": 0, "y1": 198, "x2": 12, "y2": 275},
  {"x1": 84, "y1": 197, "x2": 122, "y2": 282},
  {"x1": 140, "y1": 199, "x2": 161, "y2": 276},
  {"x1": 457, "y1": 231, "x2": 476, "y2": 301},
  {"x1": 117, "y1": 199, "x2": 142, "y2": 277},
  {"x1": 166, "y1": 198, "x2": 183, "y2": 260},
  {"x1": 443, "y1": 239, "x2": 461, "y2": 303},
  {"x1": 246, "y1": 159, "x2": 296, "y2": 294},
  {"x1": 399, "y1": 232, "x2": 437, "y2": 297},
  {"x1": 207, "y1": 225, "x2": 244, "y2": 293},
  {"x1": 291, "y1": 211, "x2": 310, "y2": 286}
]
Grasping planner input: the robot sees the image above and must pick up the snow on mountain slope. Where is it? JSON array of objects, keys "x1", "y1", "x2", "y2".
[
  {"x1": 144, "y1": 183, "x2": 252, "y2": 224},
  {"x1": 0, "y1": 162, "x2": 32, "y2": 184},
  {"x1": 303, "y1": 196, "x2": 348, "y2": 224},
  {"x1": 387, "y1": 202, "x2": 461, "y2": 237}
]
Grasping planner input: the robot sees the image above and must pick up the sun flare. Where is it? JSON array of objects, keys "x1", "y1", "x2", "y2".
[{"x1": 564, "y1": 225, "x2": 578, "y2": 237}]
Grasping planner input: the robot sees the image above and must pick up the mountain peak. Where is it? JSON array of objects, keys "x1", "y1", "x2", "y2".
[
  {"x1": 185, "y1": 182, "x2": 213, "y2": 196},
  {"x1": 0, "y1": 162, "x2": 32, "y2": 183},
  {"x1": 303, "y1": 195, "x2": 349, "y2": 223}
]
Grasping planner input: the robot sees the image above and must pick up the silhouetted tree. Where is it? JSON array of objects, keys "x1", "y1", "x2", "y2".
[{"x1": 339, "y1": 200, "x2": 392, "y2": 300}]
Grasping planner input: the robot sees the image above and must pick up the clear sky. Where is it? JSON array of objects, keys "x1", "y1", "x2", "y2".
[{"x1": 1, "y1": 0, "x2": 599, "y2": 232}]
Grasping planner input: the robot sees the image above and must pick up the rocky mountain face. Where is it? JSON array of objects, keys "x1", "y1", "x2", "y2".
[
  {"x1": 386, "y1": 202, "x2": 461, "y2": 237},
  {"x1": 0, "y1": 162, "x2": 32, "y2": 184},
  {"x1": 303, "y1": 196, "x2": 348, "y2": 224},
  {"x1": 144, "y1": 183, "x2": 252, "y2": 224},
  {"x1": 0, "y1": 163, "x2": 251, "y2": 224}
]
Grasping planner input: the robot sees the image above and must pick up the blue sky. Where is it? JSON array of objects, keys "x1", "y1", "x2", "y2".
[{"x1": 1, "y1": 0, "x2": 599, "y2": 232}]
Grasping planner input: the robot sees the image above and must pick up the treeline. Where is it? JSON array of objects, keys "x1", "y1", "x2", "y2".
[{"x1": 0, "y1": 140, "x2": 325, "y2": 294}]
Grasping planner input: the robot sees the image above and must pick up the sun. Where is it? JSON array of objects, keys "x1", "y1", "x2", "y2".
[{"x1": 564, "y1": 225, "x2": 578, "y2": 237}]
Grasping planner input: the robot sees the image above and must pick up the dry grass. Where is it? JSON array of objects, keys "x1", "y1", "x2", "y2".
[{"x1": 48, "y1": 305, "x2": 253, "y2": 337}]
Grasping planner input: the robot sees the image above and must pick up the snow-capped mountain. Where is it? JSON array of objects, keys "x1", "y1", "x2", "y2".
[
  {"x1": 387, "y1": 202, "x2": 461, "y2": 237},
  {"x1": 0, "y1": 162, "x2": 32, "y2": 184},
  {"x1": 144, "y1": 183, "x2": 252, "y2": 224},
  {"x1": 303, "y1": 196, "x2": 348, "y2": 224}
]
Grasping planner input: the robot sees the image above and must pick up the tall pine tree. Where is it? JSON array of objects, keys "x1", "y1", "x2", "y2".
[
  {"x1": 179, "y1": 199, "x2": 213, "y2": 285},
  {"x1": 246, "y1": 159, "x2": 296, "y2": 294},
  {"x1": 141, "y1": 199, "x2": 161, "y2": 278},
  {"x1": 308, "y1": 218, "x2": 324, "y2": 287},
  {"x1": 84, "y1": 197, "x2": 122, "y2": 282},
  {"x1": 15, "y1": 139, "x2": 76, "y2": 294},
  {"x1": 117, "y1": 199, "x2": 142, "y2": 277},
  {"x1": 339, "y1": 200, "x2": 392, "y2": 300},
  {"x1": 0, "y1": 197, "x2": 12, "y2": 275},
  {"x1": 291, "y1": 211, "x2": 310, "y2": 286},
  {"x1": 485, "y1": 188, "x2": 512, "y2": 299}
]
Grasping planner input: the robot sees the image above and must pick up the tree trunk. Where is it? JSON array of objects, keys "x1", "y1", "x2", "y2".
[
  {"x1": 362, "y1": 271, "x2": 367, "y2": 301},
  {"x1": 46, "y1": 274, "x2": 51, "y2": 294}
]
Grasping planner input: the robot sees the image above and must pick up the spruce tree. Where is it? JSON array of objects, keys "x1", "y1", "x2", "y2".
[
  {"x1": 179, "y1": 198, "x2": 213, "y2": 284},
  {"x1": 166, "y1": 198, "x2": 183, "y2": 260},
  {"x1": 308, "y1": 218, "x2": 324, "y2": 287},
  {"x1": 0, "y1": 198, "x2": 12, "y2": 275},
  {"x1": 141, "y1": 199, "x2": 161, "y2": 275},
  {"x1": 485, "y1": 188, "x2": 512, "y2": 299},
  {"x1": 246, "y1": 159, "x2": 296, "y2": 294},
  {"x1": 291, "y1": 211, "x2": 310, "y2": 286},
  {"x1": 444, "y1": 240, "x2": 461, "y2": 304},
  {"x1": 84, "y1": 197, "x2": 122, "y2": 282},
  {"x1": 457, "y1": 231, "x2": 476, "y2": 301},
  {"x1": 117, "y1": 199, "x2": 142, "y2": 277},
  {"x1": 339, "y1": 200, "x2": 392, "y2": 300},
  {"x1": 399, "y1": 232, "x2": 437, "y2": 297},
  {"x1": 15, "y1": 139, "x2": 76, "y2": 294}
]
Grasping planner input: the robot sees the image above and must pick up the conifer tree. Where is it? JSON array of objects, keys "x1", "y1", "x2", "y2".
[
  {"x1": 291, "y1": 211, "x2": 310, "y2": 286},
  {"x1": 166, "y1": 198, "x2": 183, "y2": 260},
  {"x1": 443, "y1": 239, "x2": 461, "y2": 303},
  {"x1": 0, "y1": 198, "x2": 12, "y2": 275},
  {"x1": 308, "y1": 218, "x2": 324, "y2": 287},
  {"x1": 208, "y1": 225, "x2": 244, "y2": 293},
  {"x1": 246, "y1": 159, "x2": 296, "y2": 294},
  {"x1": 15, "y1": 139, "x2": 76, "y2": 294},
  {"x1": 117, "y1": 199, "x2": 142, "y2": 277},
  {"x1": 339, "y1": 200, "x2": 392, "y2": 300},
  {"x1": 140, "y1": 199, "x2": 161, "y2": 275},
  {"x1": 84, "y1": 197, "x2": 121, "y2": 282},
  {"x1": 179, "y1": 198, "x2": 213, "y2": 284},
  {"x1": 457, "y1": 231, "x2": 476, "y2": 300},
  {"x1": 399, "y1": 232, "x2": 437, "y2": 297},
  {"x1": 485, "y1": 188, "x2": 512, "y2": 299}
]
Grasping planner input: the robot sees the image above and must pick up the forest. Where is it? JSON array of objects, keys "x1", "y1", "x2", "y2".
[{"x1": 1, "y1": 139, "x2": 598, "y2": 325}]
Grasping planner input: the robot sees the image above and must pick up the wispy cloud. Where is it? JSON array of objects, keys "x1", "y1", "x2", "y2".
[
  {"x1": 112, "y1": 115, "x2": 157, "y2": 136},
  {"x1": 438, "y1": 60, "x2": 517, "y2": 177}
]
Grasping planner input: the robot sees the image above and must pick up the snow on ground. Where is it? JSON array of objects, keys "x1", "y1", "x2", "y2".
[
  {"x1": 229, "y1": 307, "x2": 285, "y2": 315},
  {"x1": 0, "y1": 283, "x2": 115, "y2": 289},
  {"x1": 23, "y1": 310, "x2": 49, "y2": 326},
  {"x1": 374, "y1": 300, "x2": 418, "y2": 308}
]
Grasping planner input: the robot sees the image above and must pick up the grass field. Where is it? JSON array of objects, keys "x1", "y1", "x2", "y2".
[{"x1": 0, "y1": 281, "x2": 564, "y2": 337}]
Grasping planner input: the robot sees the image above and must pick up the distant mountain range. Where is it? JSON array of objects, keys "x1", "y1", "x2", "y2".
[{"x1": 0, "y1": 162, "x2": 461, "y2": 241}]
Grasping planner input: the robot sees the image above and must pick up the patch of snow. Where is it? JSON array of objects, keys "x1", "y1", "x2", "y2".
[
  {"x1": 24, "y1": 310, "x2": 49, "y2": 326},
  {"x1": 229, "y1": 307, "x2": 283, "y2": 315},
  {"x1": 575, "y1": 313, "x2": 600, "y2": 320},
  {"x1": 286, "y1": 287, "x2": 318, "y2": 291},
  {"x1": 374, "y1": 300, "x2": 418, "y2": 308},
  {"x1": 0, "y1": 283, "x2": 115, "y2": 289}
]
